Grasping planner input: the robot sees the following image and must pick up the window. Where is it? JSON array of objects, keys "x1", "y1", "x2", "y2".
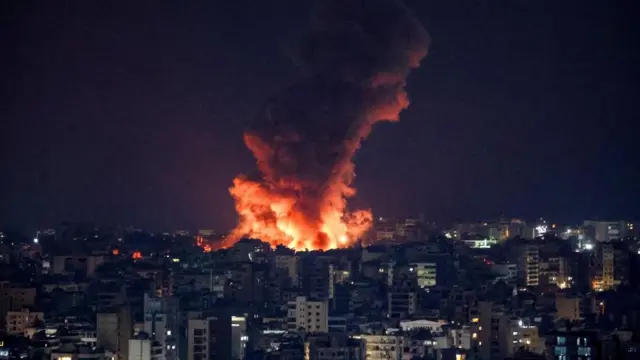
[
  {"x1": 557, "y1": 336, "x2": 566, "y2": 345},
  {"x1": 578, "y1": 347, "x2": 591, "y2": 356},
  {"x1": 554, "y1": 346, "x2": 567, "y2": 356}
]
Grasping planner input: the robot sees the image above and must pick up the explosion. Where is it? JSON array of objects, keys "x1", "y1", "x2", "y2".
[{"x1": 224, "y1": 0, "x2": 429, "y2": 251}]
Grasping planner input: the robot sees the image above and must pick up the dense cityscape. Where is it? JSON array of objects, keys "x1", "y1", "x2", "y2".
[
  {"x1": 0, "y1": 217, "x2": 639, "y2": 359},
  {"x1": 3, "y1": 0, "x2": 639, "y2": 359}
]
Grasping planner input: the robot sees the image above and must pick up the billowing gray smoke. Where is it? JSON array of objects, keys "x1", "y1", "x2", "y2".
[{"x1": 226, "y1": 0, "x2": 430, "y2": 250}]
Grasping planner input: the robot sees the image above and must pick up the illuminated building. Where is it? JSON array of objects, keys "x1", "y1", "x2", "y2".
[
  {"x1": 602, "y1": 242, "x2": 615, "y2": 290},
  {"x1": 231, "y1": 316, "x2": 248, "y2": 360},
  {"x1": 540, "y1": 257, "x2": 570, "y2": 288},
  {"x1": 304, "y1": 334, "x2": 364, "y2": 360},
  {"x1": 287, "y1": 296, "x2": 329, "y2": 333},
  {"x1": 599, "y1": 241, "x2": 630, "y2": 291},
  {"x1": 360, "y1": 335, "x2": 403, "y2": 360},
  {"x1": 519, "y1": 244, "x2": 540, "y2": 287},
  {"x1": 545, "y1": 330, "x2": 599, "y2": 360},
  {"x1": 128, "y1": 333, "x2": 163, "y2": 360},
  {"x1": 410, "y1": 262, "x2": 437, "y2": 288},
  {"x1": 5, "y1": 308, "x2": 44, "y2": 335},
  {"x1": 50, "y1": 344, "x2": 114, "y2": 360},
  {"x1": 375, "y1": 224, "x2": 396, "y2": 242},
  {"x1": 462, "y1": 238, "x2": 497, "y2": 249},
  {"x1": 498, "y1": 218, "x2": 534, "y2": 240},
  {"x1": 509, "y1": 320, "x2": 543, "y2": 355}
]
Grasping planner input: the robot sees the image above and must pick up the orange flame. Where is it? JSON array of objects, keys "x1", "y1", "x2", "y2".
[
  {"x1": 223, "y1": 84, "x2": 416, "y2": 251},
  {"x1": 195, "y1": 235, "x2": 213, "y2": 253},
  {"x1": 222, "y1": 0, "x2": 429, "y2": 251},
  {"x1": 226, "y1": 174, "x2": 373, "y2": 251}
]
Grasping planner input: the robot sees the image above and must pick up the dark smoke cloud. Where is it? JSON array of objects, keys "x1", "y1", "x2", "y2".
[{"x1": 227, "y1": 0, "x2": 429, "y2": 249}]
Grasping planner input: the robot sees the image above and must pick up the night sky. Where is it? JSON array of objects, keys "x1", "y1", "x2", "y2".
[{"x1": 1, "y1": 0, "x2": 639, "y2": 232}]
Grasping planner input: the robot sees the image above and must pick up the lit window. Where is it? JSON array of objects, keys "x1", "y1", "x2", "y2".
[
  {"x1": 578, "y1": 347, "x2": 591, "y2": 356},
  {"x1": 555, "y1": 346, "x2": 567, "y2": 356}
]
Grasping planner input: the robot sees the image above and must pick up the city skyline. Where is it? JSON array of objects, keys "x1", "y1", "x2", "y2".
[
  {"x1": 2, "y1": 1, "x2": 639, "y2": 231},
  {"x1": 3, "y1": 2, "x2": 640, "y2": 360}
]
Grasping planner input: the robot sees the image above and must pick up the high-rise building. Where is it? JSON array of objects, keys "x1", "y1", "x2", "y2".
[
  {"x1": 97, "y1": 305, "x2": 133, "y2": 360},
  {"x1": 220, "y1": 261, "x2": 268, "y2": 308},
  {"x1": 410, "y1": 262, "x2": 437, "y2": 288},
  {"x1": 287, "y1": 296, "x2": 329, "y2": 333},
  {"x1": 299, "y1": 255, "x2": 332, "y2": 300},
  {"x1": 128, "y1": 333, "x2": 163, "y2": 360},
  {"x1": 387, "y1": 264, "x2": 418, "y2": 319},
  {"x1": 602, "y1": 242, "x2": 615, "y2": 290},
  {"x1": 187, "y1": 314, "x2": 232, "y2": 360},
  {"x1": 143, "y1": 294, "x2": 179, "y2": 360},
  {"x1": 570, "y1": 252, "x2": 594, "y2": 294},
  {"x1": 599, "y1": 241, "x2": 630, "y2": 290},
  {"x1": 540, "y1": 257, "x2": 570, "y2": 288},
  {"x1": 519, "y1": 244, "x2": 540, "y2": 287},
  {"x1": 274, "y1": 253, "x2": 299, "y2": 283},
  {"x1": 477, "y1": 301, "x2": 511, "y2": 360},
  {"x1": 231, "y1": 315, "x2": 249, "y2": 360}
]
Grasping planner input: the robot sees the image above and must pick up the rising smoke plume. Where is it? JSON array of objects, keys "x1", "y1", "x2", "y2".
[{"x1": 223, "y1": 0, "x2": 429, "y2": 251}]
